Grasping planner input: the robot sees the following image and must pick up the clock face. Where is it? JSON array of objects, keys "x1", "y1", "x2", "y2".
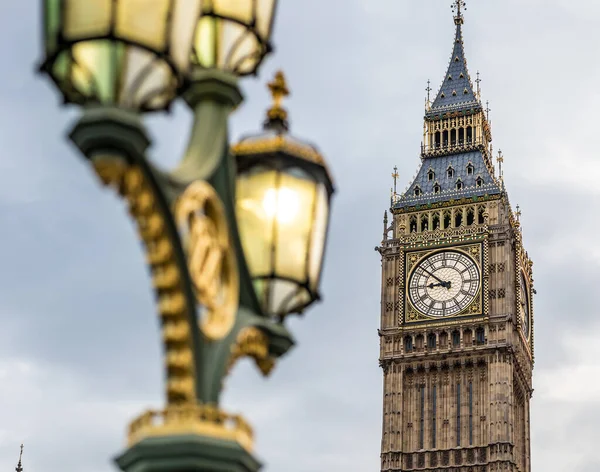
[
  {"x1": 408, "y1": 250, "x2": 481, "y2": 317},
  {"x1": 520, "y1": 273, "x2": 531, "y2": 340}
]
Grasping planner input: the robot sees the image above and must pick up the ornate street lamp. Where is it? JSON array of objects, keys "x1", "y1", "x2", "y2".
[
  {"x1": 233, "y1": 72, "x2": 334, "y2": 318},
  {"x1": 37, "y1": 1, "x2": 334, "y2": 472}
]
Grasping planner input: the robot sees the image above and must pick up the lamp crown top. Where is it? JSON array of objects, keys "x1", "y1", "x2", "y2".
[{"x1": 265, "y1": 70, "x2": 290, "y2": 133}]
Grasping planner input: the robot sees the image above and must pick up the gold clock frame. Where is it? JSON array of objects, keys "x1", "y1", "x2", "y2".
[{"x1": 404, "y1": 243, "x2": 484, "y2": 323}]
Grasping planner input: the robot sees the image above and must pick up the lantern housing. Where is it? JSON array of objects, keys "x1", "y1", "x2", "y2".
[
  {"x1": 233, "y1": 72, "x2": 334, "y2": 318},
  {"x1": 192, "y1": 0, "x2": 278, "y2": 76},
  {"x1": 40, "y1": 0, "x2": 202, "y2": 111}
]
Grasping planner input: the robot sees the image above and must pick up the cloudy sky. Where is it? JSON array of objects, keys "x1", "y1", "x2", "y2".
[{"x1": 0, "y1": 1, "x2": 599, "y2": 471}]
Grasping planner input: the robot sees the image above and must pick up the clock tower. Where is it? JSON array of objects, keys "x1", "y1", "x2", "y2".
[{"x1": 377, "y1": 3, "x2": 534, "y2": 472}]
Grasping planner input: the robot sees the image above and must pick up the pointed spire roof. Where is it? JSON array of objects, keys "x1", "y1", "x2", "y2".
[
  {"x1": 426, "y1": 2, "x2": 481, "y2": 118},
  {"x1": 15, "y1": 444, "x2": 23, "y2": 472}
]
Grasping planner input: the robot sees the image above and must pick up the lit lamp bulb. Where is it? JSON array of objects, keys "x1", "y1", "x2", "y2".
[{"x1": 262, "y1": 187, "x2": 300, "y2": 224}]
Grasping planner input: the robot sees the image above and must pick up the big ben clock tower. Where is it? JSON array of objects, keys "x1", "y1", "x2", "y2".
[{"x1": 377, "y1": 3, "x2": 534, "y2": 472}]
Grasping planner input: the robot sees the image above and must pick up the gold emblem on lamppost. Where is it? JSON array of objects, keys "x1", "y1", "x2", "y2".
[{"x1": 176, "y1": 181, "x2": 239, "y2": 340}]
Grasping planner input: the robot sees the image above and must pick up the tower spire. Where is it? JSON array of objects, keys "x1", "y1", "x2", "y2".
[
  {"x1": 15, "y1": 444, "x2": 23, "y2": 472},
  {"x1": 426, "y1": 0, "x2": 479, "y2": 117}
]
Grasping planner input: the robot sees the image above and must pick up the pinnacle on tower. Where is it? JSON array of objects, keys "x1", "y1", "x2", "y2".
[{"x1": 15, "y1": 444, "x2": 23, "y2": 472}]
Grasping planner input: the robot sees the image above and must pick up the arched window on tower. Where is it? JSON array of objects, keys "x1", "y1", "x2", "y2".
[
  {"x1": 415, "y1": 334, "x2": 424, "y2": 351},
  {"x1": 466, "y1": 163, "x2": 474, "y2": 175},
  {"x1": 439, "y1": 331, "x2": 448, "y2": 349},
  {"x1": 452, "y1": 330, "x2": 461, "y2": 347},
  {"x1": 421, "y1": 214, "x2": 429, "y2": 232},
  {"x1": 433, "y1": 183, "x2": 441, "y2": 194},
  {"x1": 428, "y1": 169, "x2": 435, "y2": 181},
  {"x1": 434, "y1": 131, "x2": 441, "y2": 148},
  {"x1": 443, "y1": 210, "x2": 451, "y2": 229},
  {"x1": 456, "y1": 179, "x2": 464, "y2": 191},
  {"x1": 476, "y1": 176, "x2": 484, "y2": 188},
  {"x1": 458, "y1": 127, "x2": 465, "y2": 144},
  {"x1": 454, "y1": 209, "x2": 463, "y2": 227},
  {"x1": 443, "y1": 130, "x2": 449, "y2": 147},
  {"x1": 447, "y1": 166, "x2": 454, "y2": 179},
  {"x1": 414, "y1": 185, "x2": 422, "y2": 197},
  {"x1": 427, "y1": 333, "x2": 437, "y2": 350},
  {"x1": 410, "y1": 215, "x2": 418, "y2": 233},
  {"x1": 404, "y1": 336, "x2": 413, "y2": 353},
  {"x1": 475, "y1": 327, "x2": 485, "y2": 345},
  {"x1": 463, "y1": 329, "x2": 473, "y2": 347},
  {"x1": 450, "y1": 129, "x2": 457, "y2": 146},
  {"x1": 432, "y1": 213, "x2": 440, "y2": 230},
  {"x1": 467, "y1": 207, "x2": 475, "y2": 226},
  {"x1": 478, "y1": 206, "x2": 485, "y2": 224},
  {"x1": 466, "y1": 126, "x2": 473, "y2": 143}
]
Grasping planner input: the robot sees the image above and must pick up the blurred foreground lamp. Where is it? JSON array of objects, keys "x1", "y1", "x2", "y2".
[
  {"x1": 192, "y1": 0, "x2": 278, "y2": 75},
  {"x1": 233, "y1": 71, "x2": 335, "y2": 318},
  {"x1": 39, "y1": 0, "x2": 201, "y2": 111}
]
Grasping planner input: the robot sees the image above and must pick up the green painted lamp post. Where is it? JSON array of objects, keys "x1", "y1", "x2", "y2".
[{"x1": 38, "y1": 1, "x2": 335, "y2": 471}]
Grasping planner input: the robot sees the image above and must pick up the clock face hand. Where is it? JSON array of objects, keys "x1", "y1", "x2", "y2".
[
  {"x1": 419, "y1": 266, "x2": 450, "y2": 288},
  {"x1": 427, "y1": 282, "x2": 447, "y2": 289}
]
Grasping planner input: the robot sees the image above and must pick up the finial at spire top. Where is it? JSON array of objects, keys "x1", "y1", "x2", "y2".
[
  {"x1": 391, "y1": 166, "x2": 399, "y2": 195},
  {"x1": 15, "y1": 444, "x2": 24, "y2": 472},
  {"x1": 264, "y1": 70, "x2": 290, "y2": 133},
  {"x1": 452, "y1": 0, "x2": 466, "y2": 25},
  {"x1": 425, "y1": 79, "x2": 432, "y2": 109}
]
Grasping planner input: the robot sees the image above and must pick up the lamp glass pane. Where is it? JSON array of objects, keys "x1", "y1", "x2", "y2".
[
  {"x1": 170, "y1": 0, "x2": 203, "y2": 70},
  {"x1": 213, "y1": 0, "x2": 253, "y2": 23},
  {"x1": 194, "y1": 16, "x2": 218, "y2": 68},
  {"x1": 273, "y1": 169, "x2": 315, "y2": 282},
  {"x1": 308, "y1": 184, "x2": 329, "y2": 291},
  {"x1": 116, "y1": 0, "x2": 169, "y2": 51},
  {"x1": 129, "y1": 50, "x2": 173, "y2": 108},
  {"x1": 236, "y1": 168, "x2": 278, "y2": 278},
  {"x1": 42, "y1": 0, "x2": 201, "y2": 111},
  {"x1": 71, "y1": 41, "x2": 116, "y2": 102},
  {"x1": 255, "y1": 0, "x2": 276, "y2": 38},
  {"x1": 64, "y1": 0, "x2": 112, "y2": 39},
  {"x1": 228, "y1": 31, "x2": 260, "y2": 74}
]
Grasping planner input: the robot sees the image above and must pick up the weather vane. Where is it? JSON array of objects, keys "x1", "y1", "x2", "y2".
[
  {"x1": 452, "y1": 0, "x2": 466, "y2": 23},
  {"x1": 391, "y1": 165, "x2": 399, "y2": 195}
]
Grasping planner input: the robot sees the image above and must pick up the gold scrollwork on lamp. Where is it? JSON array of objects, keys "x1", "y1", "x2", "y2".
[
  {"x1": 127, "y1": 404, "x2": 255, "y2": 452},
  {"x1": 227, "y1": 327, "x2": 275, "y2": 376},
  {"x1": 92, "y1": 157, "x2": 196, "y2": 404},
  {"x1": 175, "y1": 181, "x2": 239, "y2": 341}
]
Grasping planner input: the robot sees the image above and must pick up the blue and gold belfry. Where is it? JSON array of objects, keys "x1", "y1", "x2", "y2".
[{"x1": 37, "y1": 1, "x2": 335, "y2": 471}]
